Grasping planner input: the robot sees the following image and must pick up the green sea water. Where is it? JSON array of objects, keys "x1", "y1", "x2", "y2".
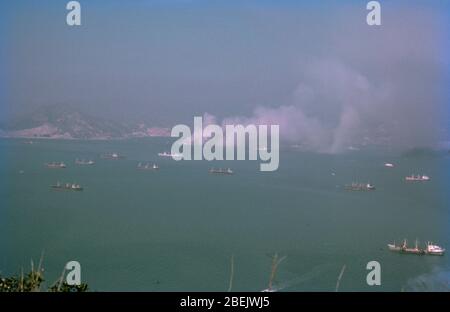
[{"x1": 0, "y1": 138, "x2": 449, "y2": 291}]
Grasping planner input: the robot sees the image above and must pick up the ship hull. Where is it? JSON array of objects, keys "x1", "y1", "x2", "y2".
[{"x1": 425, "y1": 251, "x2": 445, "y2": 256}]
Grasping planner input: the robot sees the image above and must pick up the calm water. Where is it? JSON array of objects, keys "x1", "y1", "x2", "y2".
[{"x1": 0, "y1": 138, "x2": 449, "y2": 291}]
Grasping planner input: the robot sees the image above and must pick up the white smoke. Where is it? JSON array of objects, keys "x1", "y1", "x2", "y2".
[
  {"x1": 218, "y1": 59, "x2": 389, "y2": 153},
  {"x1": 186, "y1": 6, "x2": 445, "y2": 154}
]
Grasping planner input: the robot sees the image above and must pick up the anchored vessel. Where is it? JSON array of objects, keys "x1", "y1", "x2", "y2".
[
  {"x1": 137, "y1": 163, "x2": 159, "y2": 170},
  {"x1": 209, "y1": 168, "x2": 233, "y2": 175},
  {"x1": 101, "y1": 153, "x2": 124, "y2": 160},
  {"x1": 344, "y1": 182, "x2": 375, "y2": 191},
  {"x1": 405, "y1": 174, "x2": 430, "y2": 181},
  {"x1": 388, "y1": 239, "x2": 445, "y2": 256},
  {"x1": 75, "y1": 159, "x2": 95, "y2": 165},
  {"x1": 158, "y1": 151, "x2": 182, "y2": 158},
  {"x1": 45, "y1": 162, "x2": 66, "y2": 169},
  {"x1": 51, "y1": 182, "x2": 83, "y2": 191}
]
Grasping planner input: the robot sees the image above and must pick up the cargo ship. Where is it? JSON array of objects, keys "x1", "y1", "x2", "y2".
[
  {"x1": 137, "y1": 163, "x2": 159, "y2": 170},
  {"x1": 75, "y1": 159, "x2": 95, "y2": 165},
  {"x1": 388, "y1": 239, "x2": 445, "y2": 256},
  {"x1": 209, "y1": 168, "x2": 233, "y2": 175},
  {"x1": 100, "y1": 153, "x2": 125, "y2": 160},
  {"x1": 405, "y1": 174, "x2": 430, "y2": 181},
  {"x1": 51, "y1": 182, "x2": 83, "y2": 191},
  {"x1": 45, "y1": 162, "x2": 66, "y2": 169},
  {"x1": 158, "y1": 151, "x2": 183, "y2": 159},
  {"x1": 344, "y1": 182, "x2": 375, "y2": 191}
]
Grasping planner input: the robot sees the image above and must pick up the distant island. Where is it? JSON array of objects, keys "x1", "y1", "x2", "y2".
[{"x1": 0, "y1": 105, "x2": 171, "y2": 140}]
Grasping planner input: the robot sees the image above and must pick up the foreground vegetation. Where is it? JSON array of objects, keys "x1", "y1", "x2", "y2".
[{"x1": 0, "y1": 260, "x2": 88, "y2": 292}]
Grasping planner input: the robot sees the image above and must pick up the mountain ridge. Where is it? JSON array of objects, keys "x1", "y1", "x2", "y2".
[{"x1": 0, "y1": 104, "x2": 171, "y2": 139}]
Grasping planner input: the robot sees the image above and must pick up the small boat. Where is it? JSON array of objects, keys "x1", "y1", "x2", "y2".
[
  {"x1": 384, "y1": 163, "x2": 394, "y2": 168},
  {"x1": 45, "y1": 162, "x2": 66, "y2": 169},
  {"x1": 405, "y1": 174, "x2": 430, "y2": 181},
  {"x1": 344, "y1": 182, "x2": 375, "y2": 191},
  {"x1": 51, "y1": 182, "x2": 83, "y2": 191},
  {"x1": 75, "y1": 159, "x2": 95, "y2": 165},
  {"x1": 209, "y1": 168, "x2": 233, "y2": 175}
]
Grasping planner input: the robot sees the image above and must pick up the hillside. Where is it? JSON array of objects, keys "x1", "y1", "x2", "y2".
[{"x1": 0, "y1": 105, "x2": 170, "y2": 139}]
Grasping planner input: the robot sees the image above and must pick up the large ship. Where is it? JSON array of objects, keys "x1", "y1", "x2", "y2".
[
  {"x1": 344, "y1": 182, "x2": 375, "y2": 191},
  {"x1": 388, "y1": 239, "x2": 445, "y2": 256},
  {"x1": 45, "y1": 162, "x2": 66, "y2": 169},
  {"x1": 405, "y1": 174, "x2": 430, "y2": 181},
  {"x1": 137, "y1": 163, "x2": 159, "y2": 170},
  {"x1": 51, "y1": 182, "x2": 83, "y2": 191},
  {"x1": 209, "y1": 168, "x2": 233, "y2": 175}
]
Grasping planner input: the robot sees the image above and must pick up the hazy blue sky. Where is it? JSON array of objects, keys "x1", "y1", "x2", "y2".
[{"x1": 1, "y1": 0, "x2": 449, "y2": 150}]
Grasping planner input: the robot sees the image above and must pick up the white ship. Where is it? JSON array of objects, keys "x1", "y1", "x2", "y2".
[{"x1": 384, "y1": 163, "x2": 394, "y2": 168}]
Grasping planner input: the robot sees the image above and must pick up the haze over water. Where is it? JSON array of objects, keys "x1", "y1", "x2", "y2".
[
  {"x1": 1, "y1": 0, "x2": 450, "y2": 292},
  {"x1": 1, "y1": 138, "x2": 448, "y2": 291}
]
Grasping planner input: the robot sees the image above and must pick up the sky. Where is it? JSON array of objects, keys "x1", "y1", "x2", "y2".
[{"x1": 1, "y1": 0, "x2": 449, "y2": 152}]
